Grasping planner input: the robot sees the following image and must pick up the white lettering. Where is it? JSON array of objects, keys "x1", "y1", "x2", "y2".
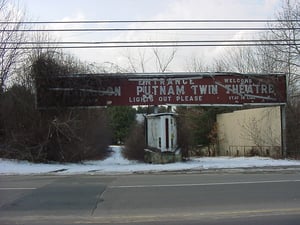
[
  {"x1": 137, "y1": 86, "x2": 143, "y2": 95},
  {"x1": 190, "y1": 85, "x2": 218, "y2": 95},
  {"x1": 199, "y1": 85, "x2": 207, "y2": 94},
  {"x1": 167, "y1": 86, "x2": 175, "y2": 95},
  {"x1": 175, "y1": 95, "x2": 203, "y2": 102},
  {"x1": 261, "y1": 84, "x2": 268, "y2": 94},
  {"x1": 224, "y1": 78, "x2": 253, "y2": 84},
  {"x1": 137, "y1": 85, "x2": 186, "y2": 96},
  {"x1": 100, "y1": 86, "x2": 121, "y2": 96},
  {"x1": 129, "y1": 95, "x2": 153, "y2": 103},
  {"x1": 160, "y1": 86, "x2": 166, "y2": 95},
  {"x1": 159, "y1": 96, "x2": 171, "y2": 102},
  {"x1": 225, "y1": 84, "x2": 275, "y2": 95},
  {"x1": 176, "y1": 85, "x2": 185, "y2": 95},
  {"x1": 269, "y1": 84, "x2": 274, "y2": 93}
]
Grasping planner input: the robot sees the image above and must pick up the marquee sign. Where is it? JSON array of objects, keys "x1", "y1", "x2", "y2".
[{"x1": 36, "y1": 73, "x2": 287, "y2": 108}]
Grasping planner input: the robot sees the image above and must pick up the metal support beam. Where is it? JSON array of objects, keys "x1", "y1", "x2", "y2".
[{"x1": 281, "y1": 105, "x2": 287, "y2": 158}]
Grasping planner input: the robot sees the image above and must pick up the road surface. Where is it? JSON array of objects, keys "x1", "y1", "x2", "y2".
[{"x1": 1, "y1": 171, "x2": 300, "y2": 224}]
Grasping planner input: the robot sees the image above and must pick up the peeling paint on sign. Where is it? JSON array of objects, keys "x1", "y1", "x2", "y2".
[{"x1": 36, "y1": 73, "x2": 287, "y2": 108}]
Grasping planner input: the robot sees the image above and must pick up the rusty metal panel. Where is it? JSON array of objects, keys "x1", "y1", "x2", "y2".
[{"x1": 36, "y1": 73, "x2": 287, "y2": 108}]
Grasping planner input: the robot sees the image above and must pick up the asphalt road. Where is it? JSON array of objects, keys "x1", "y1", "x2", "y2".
[{"x1": 1, "y1": 171, "x2": 300, "y2": 225}]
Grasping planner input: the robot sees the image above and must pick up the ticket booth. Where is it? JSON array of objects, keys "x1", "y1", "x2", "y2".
[{"x1": 145, "y1": 113, "x2": 180, "y2": 163}]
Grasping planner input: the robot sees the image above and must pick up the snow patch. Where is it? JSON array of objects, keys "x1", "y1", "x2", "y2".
[{"x1": 1, "y1": 146, "x2": 300, "y2": 175}]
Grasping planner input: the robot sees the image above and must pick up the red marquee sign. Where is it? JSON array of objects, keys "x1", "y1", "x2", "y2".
[{"x1": 36, "y1": 73, "x2": 287, "y2": 108}]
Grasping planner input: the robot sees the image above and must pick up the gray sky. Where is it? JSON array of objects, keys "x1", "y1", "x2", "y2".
[{"x1": 19, "y1": 0, "x2": 283, "y2": 71}]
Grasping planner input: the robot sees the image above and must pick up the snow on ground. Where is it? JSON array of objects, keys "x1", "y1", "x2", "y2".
[{"x1": 1, "y1": 146, "x2": 300, "y2": 175}]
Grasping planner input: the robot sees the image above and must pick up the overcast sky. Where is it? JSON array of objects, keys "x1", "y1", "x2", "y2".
[{"x1": 19, "y1": 0, "x2": 283, "y2": 72}]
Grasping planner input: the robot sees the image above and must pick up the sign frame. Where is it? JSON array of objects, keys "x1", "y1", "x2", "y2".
[{"x1": 35, "y1": 72, "x2": 287, "y2": 109}]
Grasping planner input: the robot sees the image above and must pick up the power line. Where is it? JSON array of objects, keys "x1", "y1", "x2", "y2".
[
  {"x1": 1, "y1": 19, "x2": 300, "y2": 24},
  {"x1": 3, "y1": 27, "x2": 299, "y2": 32},
  {"x1": 4, "y1": 39, "x2": 299, "y2": 45},
  {"x1": 1, "y1": 19, "x2": 298, "y2": 49},
  {"x1": 1, "y1": 43, "x2": 297, "y2": 49}
]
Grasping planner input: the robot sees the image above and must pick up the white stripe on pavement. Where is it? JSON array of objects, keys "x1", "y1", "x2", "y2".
[
  {"x1": 0, "y1": 187, "x2": 37, "y2": 190},
  {"x1": 110, "y1": 179, "x2": 300, "y2": 188}
]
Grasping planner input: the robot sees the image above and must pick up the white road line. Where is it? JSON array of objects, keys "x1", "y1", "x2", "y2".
[
  {"x1": 110, "y1": 179, "x2": 300, "y2": 188},
  {"x1": 0, "y1": 187, "x2": 37, "y2": 190}
]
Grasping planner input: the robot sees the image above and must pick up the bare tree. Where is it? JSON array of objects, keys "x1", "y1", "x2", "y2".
[
  {"x1": 264, "y1": 0, "x2": 300, "y2": 157},
  {"x1": 185, "y1": 55, "x2": 209, "y2": 72},
  {"x1": 0, "y1": 0, "x2": 27, "y2": 93},
  {"x1": 267, "y1": 0, "x2": 300, "y2": 96},
  {"x1": 240, "y1": 114, "x2": 280, "y2": 148},
  {"x1": 153, "y1": 48, "x2": 177, "y2": 72},
  {"x1": 213, "y1": 47, "x2": 261, "y2": 73},
  {"x1": 122, "y1": 48, "x2": 151, "y2": 73},
  {"x1": 122, "y1": 48, "x2": 177, "y2": 73},
  {"x1": 212, "y1": 0, "x2": 299, "y2": 91}
]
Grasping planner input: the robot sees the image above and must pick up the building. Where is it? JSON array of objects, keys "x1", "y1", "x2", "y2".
[
  {"x1": 217, "y1": 106, "x2": 282, "y2": 157},
  {"x1": 144, "y1": 113, "x2": 181, "y2": 163},
  {"x1": 145, "y1": 113, "x2": 178, "y2": 152}
]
